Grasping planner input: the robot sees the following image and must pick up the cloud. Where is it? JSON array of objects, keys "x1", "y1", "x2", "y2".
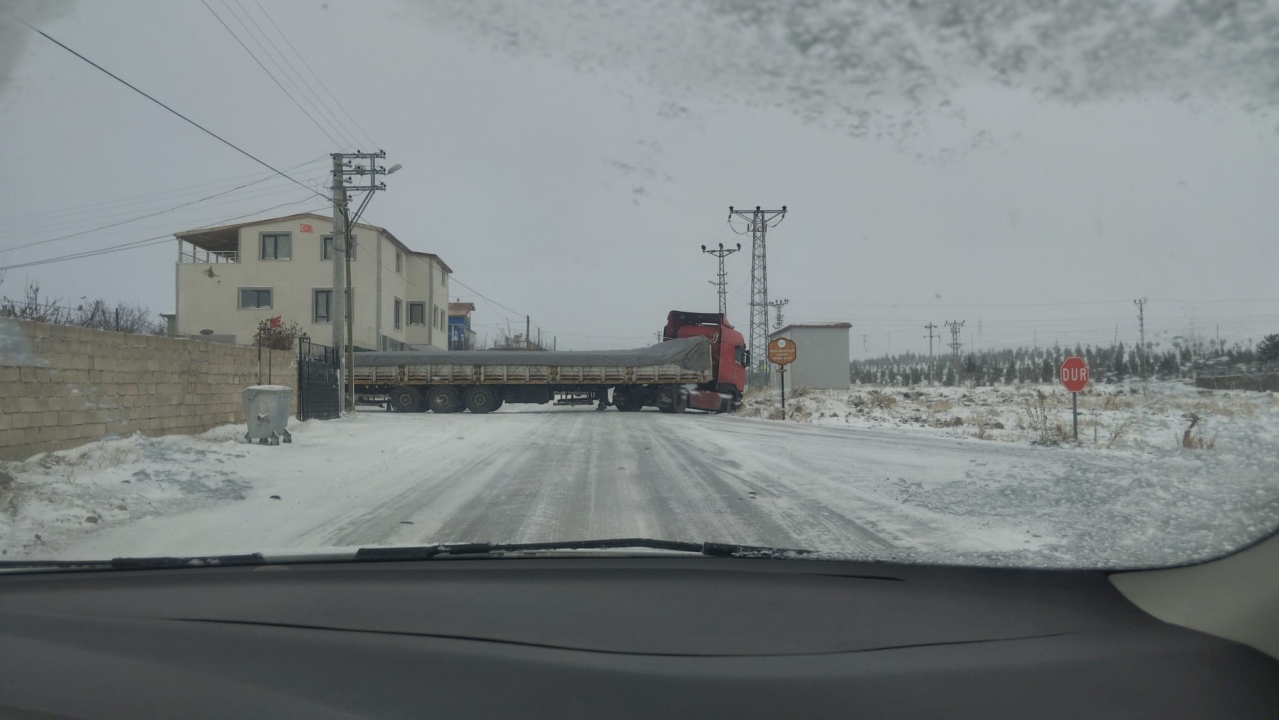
[
  {"x1": 402, "y1": 0, "x2": 1279, "y2": 147},
  {"x1": 0, "y1": 0, "x2": 77, "y2": 97}
]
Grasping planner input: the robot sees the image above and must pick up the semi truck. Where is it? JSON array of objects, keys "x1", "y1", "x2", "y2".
[{"x1": 351, "y1": 311, "x2": 748, "y2": 414}]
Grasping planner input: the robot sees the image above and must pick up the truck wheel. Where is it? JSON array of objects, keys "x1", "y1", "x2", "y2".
[
  {"x1": 464, "y1": 386, "x2": 500, "y2": 414},
  {"x1": 673, "y1": 390, "x2": 688, "y2": 414},
  {"x1": 426, "y1": 386, "x2": 463, "y2": 413},
  {"x1": 389, "y1": 386, "x2": 422, "y2": 413}
]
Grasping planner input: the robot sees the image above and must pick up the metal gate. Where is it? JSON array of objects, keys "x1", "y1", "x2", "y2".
[{"x1": 297, "y1": 337, "x2": 341, "y2": 421}]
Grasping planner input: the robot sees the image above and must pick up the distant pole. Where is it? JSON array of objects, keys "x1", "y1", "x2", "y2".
[
  {"x1": 526, "y1": 315, "x2": 531, "y2": 350},
  {"x1": 945, "y1": 320, "x2": 965, "y2": 379},
  {"x1": 768, "y1": 298, "x2": 789, "y2": 330},
  {"x1": 701, "y1": 242, "x2": 742, "y2": 317},
  {"x1": 924, "y1": 323, "x2": 939, "y2": 385},
  {"x1": 1134, "y1": 297, "x2": 1147, "y2": 391}
]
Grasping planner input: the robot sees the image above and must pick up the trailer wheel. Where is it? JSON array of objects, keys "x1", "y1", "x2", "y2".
[
  {"x1": 389, "y1": 386, "x2": 422, "y2": 413},
  {"x1": 616, "y1": 396, "x2": 643, "y2": 412},
  {"x1": 463, "y1": 386, "x2": 500, "y2": 414},
  {"x1": 425, "y1": 386, "x2": 463, "y2": 413}
]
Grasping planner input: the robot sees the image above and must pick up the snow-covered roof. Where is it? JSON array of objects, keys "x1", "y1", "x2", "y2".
[{"x1": 771, "y1": 322, "x2": 852, "y2": 336}]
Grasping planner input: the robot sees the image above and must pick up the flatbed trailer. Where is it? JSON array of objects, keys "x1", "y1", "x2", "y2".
[{"x1": 351, "y1": 311, "x2": 748, "y2": 414}]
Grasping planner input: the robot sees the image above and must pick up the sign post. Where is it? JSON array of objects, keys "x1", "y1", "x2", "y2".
[
  {"x1": 767, "y1": 338, "x2": 798, "y2": 413},
  {"x1": 1058, "y1": 356, "x2": 1090, "y2": 441}
]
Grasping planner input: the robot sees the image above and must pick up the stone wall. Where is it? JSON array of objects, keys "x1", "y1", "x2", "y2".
[{"x1": 0, "y1": 318, "x2": 296, "y2": 461}]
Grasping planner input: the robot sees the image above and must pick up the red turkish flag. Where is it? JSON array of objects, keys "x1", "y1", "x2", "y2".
[
  {"x1": 268, "y1": 316, "x2": 282, "y2": 329},
  {"x1": 299, "y1": 223, "x2": 314, "y2": 233}
]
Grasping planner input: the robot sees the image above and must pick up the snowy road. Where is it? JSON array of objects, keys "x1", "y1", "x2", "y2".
[{"x1": 34, "y1": 406, "x2": 1279, "y2": 568}]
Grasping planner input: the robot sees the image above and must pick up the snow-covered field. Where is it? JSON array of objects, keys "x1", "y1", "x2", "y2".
[
  {"x1": 0, "y1": 390, "x2": 1275, "y2": 570},
  {"x1": 738, "y1": 381, "x2": 1279, "y2": 453}
]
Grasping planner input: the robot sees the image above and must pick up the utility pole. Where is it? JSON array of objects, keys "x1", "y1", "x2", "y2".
[
  {"x1": 863, "y1": 334, "x2": 869, "y2": 352},
  {"x1": 330, "y1": 153, "x2": 348, "y2": 357},
  {"x1": 945, "y1": 320, "x2": 965, "y2": 381},
  {"x1": 768, "y1": 298, "x2": 789, "y2": 330},
  {"x1": 924, "y1": 322, "x2": 939, "y2": 386},
  {"x1": 728, "y1": 204, "x2": 787, "y2": 388},
  {"x1": 1134, "y1": 297, "x2": 1147, "y2": 391},
  {"x1": 331, "y1": 150, "x2": 398, "y2": 411},
  {"x1": 526, "y1": 315, "x2": 531, "y2": 350},
  {"x1": 701, "y1": 242, "x2": 741, "y2": 317}
]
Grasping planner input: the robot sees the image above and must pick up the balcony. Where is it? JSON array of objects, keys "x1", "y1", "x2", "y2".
[
  {"x1": 179, "y1": 247, "x2": 239, "y2": 263},
  {"x1": 176, "y1": 224, "x2": 241, "y2": 264}
]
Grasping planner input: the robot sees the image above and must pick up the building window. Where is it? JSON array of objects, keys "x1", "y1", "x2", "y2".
[
  {"x1": 260, "y1": 233, "x2": 291, "y2": 261},
  {"x1": 313, "y1": 290, "x2": 333, "y2": 323},
  {"x1": 321, "y1": 234, "x2": 356, "y2": 260},
  {"x1": 408, "y1": 302, "x2": 425, "y2": 326},
  {"x1": 393, "y1": 297, "x2": 403, "y2": 330},
  {"x1": 239, "y1": 288, "x2": 272, "y2": 309},
  {"x1": 395, "y1": 250, "x2": 403, "y2": 274}
]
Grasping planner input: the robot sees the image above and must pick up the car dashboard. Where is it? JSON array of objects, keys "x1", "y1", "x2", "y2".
[{"x1": 0, "y1": 555, "x2": 1275, "y2": 718}]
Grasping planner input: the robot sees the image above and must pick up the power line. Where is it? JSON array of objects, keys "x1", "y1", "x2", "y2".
[
  {"x1": 16, "y1": 18, "x2": 332, "y2": 203},
  {"x1": 0, "y1": 156, "x2": 329, "y2": 231},
  {"x1": 201, "y1": 0, "x2": 348, "y2": 149},
  {"x1": 0, "y1": 169, "x2": 324, "y2": 254},
  {"x1": 241, "y1": 0, "x2": 370, "y2": 149},
  {"x1": 223, "y1": 0, "x2": 360, "y2": 149},
  {"x1": 0, "y1": 199, "x2": 323, "y2": 271},
  {"x1": 250, "y1": 0, "x2": 379, "y2": 150}
]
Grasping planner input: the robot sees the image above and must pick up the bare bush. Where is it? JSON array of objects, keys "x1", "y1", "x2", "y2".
[
  {"x1": 1022, "y1": 389, "x2": 1070, "y2": 445},
  {"x1": 0, "y1": 278, "x2": 162, "y2": 334},
  {"x1": 253, "y1": 321, "x2": 303, "y2": 351},
  {"x1": 867, "y1": 390, "x2": 897, "y2": 409},
  {"x1": 1179, "y1": 412, "x2": 1217, "y2": 450}
]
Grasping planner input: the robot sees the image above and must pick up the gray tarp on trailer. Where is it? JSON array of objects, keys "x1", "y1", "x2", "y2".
[{"x1": 353, "y1": 337, "x2": 712, "y2": 372}]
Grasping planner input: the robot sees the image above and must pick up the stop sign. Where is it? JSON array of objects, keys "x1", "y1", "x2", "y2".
[{"x1": 1059, "y1": 356, "x2": 1089, "y2": 393}]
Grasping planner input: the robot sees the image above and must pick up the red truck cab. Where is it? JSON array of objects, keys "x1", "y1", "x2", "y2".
[{"x1": 663, "y1": 311, "x2": 747, "y2": 411}]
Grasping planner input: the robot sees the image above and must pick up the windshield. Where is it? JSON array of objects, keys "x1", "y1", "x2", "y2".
[{"x1": 0, "y1": 0, "x2": 1276, "y2": 570}]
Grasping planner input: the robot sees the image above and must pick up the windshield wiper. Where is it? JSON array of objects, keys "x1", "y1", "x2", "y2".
[
  {"x1": 352, "y1": 538, "x2": 811, "y2": 561},
  {"x1": 0, "y1": 553, "x2": 268, "y2": 572},
  {"x1": 0, "y1": 540, "x2": 810, "y2": 574}
]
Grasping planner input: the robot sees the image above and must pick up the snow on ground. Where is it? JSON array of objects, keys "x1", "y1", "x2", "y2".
[
  {"x1": 0, "y1": 391, "x2": 1275, "y2": 570},
  {"x1": 737, "y1": 381, "x2": 1279, "y2": 453}
]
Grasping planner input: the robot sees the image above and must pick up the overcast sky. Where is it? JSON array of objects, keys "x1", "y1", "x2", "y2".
[{"x1": 1, "y1": 0, "x2": 1276, "y2": 354}]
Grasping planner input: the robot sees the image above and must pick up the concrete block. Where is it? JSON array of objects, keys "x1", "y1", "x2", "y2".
[
  {"x1": 17, "y1": 397, "x2": 47, "y2": 414},
  {"x1": 105, "y1": 421, "x2": 133, "y2": 435},
  {"x1": 83, "y1": 423, "x2": 107, "y2": 439},
  {"x1": 0, "y1": 414, "x2": 11, "y2": 432},
  {"x1": 0, "y1": 368, "x2": 19, "y2": 383}
]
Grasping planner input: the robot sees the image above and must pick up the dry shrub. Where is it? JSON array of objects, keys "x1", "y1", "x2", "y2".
[
  {"x1": 1022, "y1": 389, "x2": 1070, "y2": 445},
  {"x1": 867, "y1": 390, "x2": 897, "y2": 409},
  {"x1": 1179, "y1": 412, "x2": 1217, "y2": 450},
  {"x1": 1105, "y1": 416, "x2": 1133, "y2": 449},
  {"x1": 927, "y1": 400, "x2": 953, "y2": 413}
]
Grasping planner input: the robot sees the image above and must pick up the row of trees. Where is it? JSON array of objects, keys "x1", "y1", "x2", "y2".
[
  {"x1": 850, "y1": 335, "x2": 1279, "y2": 387},
  {"x1": 0, "y1": 278, "x2": 164, "y2": 335}
]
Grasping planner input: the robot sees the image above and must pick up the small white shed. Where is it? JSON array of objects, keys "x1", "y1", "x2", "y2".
[{"x1": 768, "y1": 323, "x2": 852, "y2": 390}]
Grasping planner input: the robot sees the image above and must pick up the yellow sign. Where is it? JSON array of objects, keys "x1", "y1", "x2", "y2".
[{"x1": 767, "y1": 337, "x2": 797, "y2": 365}]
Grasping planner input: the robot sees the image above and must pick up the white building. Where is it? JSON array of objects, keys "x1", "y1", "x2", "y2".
[
  {"x1": 769, "y1": 323, "x2": 852, "y2": 390},
  {"x1": 174, "y1": 213, "x2": 451, "y2": 350}
]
